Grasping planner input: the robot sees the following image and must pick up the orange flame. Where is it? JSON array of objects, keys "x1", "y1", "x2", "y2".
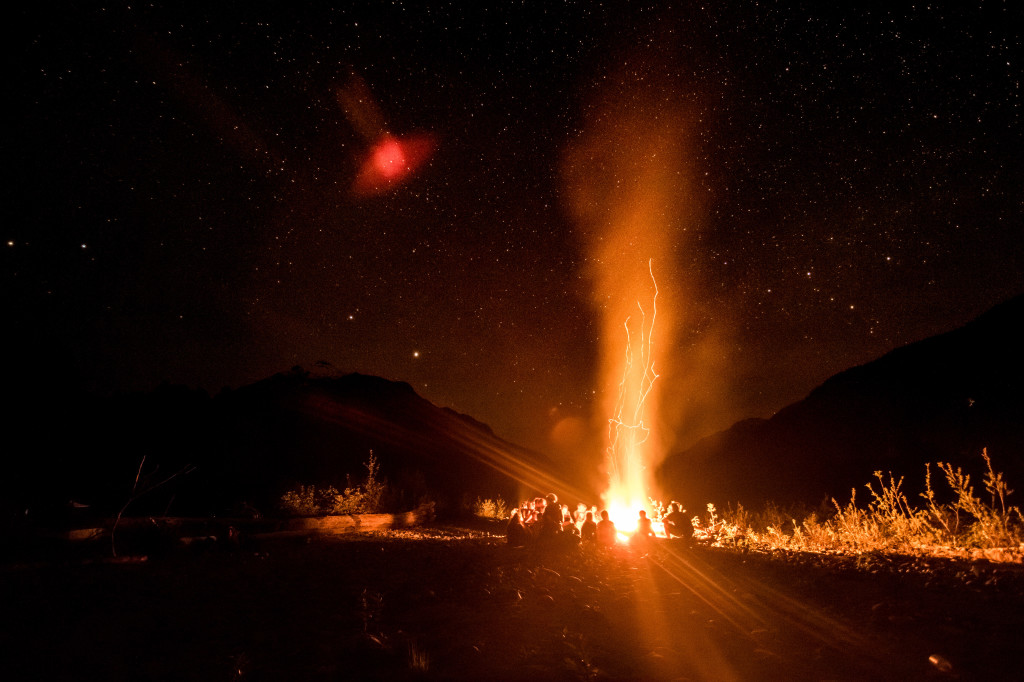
[
  {"x1": 604, "y1": 260, "x2": 660, "y2": 530},
  {"x1": 561, "y1": 59, "x2": 698, "y2": 532}
]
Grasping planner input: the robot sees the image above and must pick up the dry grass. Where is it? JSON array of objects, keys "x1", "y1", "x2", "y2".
[
  {"x1": 470, "y1": 496, "x2": 509, "y2": 520},
  {"x1": 698, "y1": 449, "x2": 1024, "y2": 562}
]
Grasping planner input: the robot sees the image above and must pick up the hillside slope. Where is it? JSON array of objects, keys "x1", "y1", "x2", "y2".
[
  {"x1": 6, "y1": 369, "x2": 580, "y2": 519},
  {"x1": 657, "y1": 295, "x2": 1024, "y2": 508}
]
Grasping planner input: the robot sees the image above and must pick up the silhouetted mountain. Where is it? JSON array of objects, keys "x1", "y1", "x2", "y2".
[
  {"x1": 4, "y1": 368, "x2": 577, "y2": 521},
  {"x1": 658, "y1": 295, "x2": 1024, "y2": 509},
  {"x1": 199, "y1": 368, "x2": 572, "y2": 515}
]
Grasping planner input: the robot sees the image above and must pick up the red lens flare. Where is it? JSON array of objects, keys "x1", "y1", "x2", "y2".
[
  {"x1": 373, "y1": 138, "x2": 407, "y2": 179},
  {"x1": 352, "y1": 133, "x2": 435, "y2": 196}
]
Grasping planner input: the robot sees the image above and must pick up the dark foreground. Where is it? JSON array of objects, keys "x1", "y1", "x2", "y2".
[{"x1": 3, "y1": 527, "x2": 1023, "y2": 681}]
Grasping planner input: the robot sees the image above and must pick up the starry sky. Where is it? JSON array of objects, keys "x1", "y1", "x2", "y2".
[{"x1": 8, "y1": 2, "x2": 1022, "y2": 458}]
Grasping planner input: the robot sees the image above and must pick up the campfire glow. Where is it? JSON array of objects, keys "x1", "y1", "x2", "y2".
[
  {"x1": 561, "y1": 57, "x2": 696, "y2": 539},
  {"x1": 604, "y1": 260, "x2": 661, "y2": 536}
]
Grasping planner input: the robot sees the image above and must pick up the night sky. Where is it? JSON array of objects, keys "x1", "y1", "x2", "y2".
[{"x1": 8, "y1": 2, "x2": 1022, "y2": 458}]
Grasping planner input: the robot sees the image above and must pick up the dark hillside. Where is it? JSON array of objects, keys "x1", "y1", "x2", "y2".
[
  {"x1": 203, "y1": 369, "x2": 574, "y2": 514},
  {"x1": 658, "y1": 295, "x2": 1024, "y2": 508},
  {"x1": 4, "y1": 368, "x2": 578, "y2": 522}
]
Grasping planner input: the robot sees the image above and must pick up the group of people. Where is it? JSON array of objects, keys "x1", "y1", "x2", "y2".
[{"x1": 505, "y1": 493, "x2": 691, "y2": 549}]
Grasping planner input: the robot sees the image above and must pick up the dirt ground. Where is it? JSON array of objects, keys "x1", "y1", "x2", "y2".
[{"x1": 3, "y1": 527, "x2": 1023, "y2": 681}]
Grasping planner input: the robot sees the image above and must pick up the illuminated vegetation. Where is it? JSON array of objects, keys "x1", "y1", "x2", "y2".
[
  {"x1": 471, "y1": 496, "x2": 509, "y2": 520},
  {"x1": 279, "y1": 453, "x2": 386, "y2": 516},
  {"x1": 692, "y1": 450, "x2": 1023, "y2": 561}
]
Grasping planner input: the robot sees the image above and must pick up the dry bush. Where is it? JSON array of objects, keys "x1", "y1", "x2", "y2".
[
  {"x1": 708, "y1": 449, "x2": 1022, "y2": 559},
  {"x1": 862, "y1": 471, "x2": 936, "y2": 551},
  {"x1": 279, "y1": 453, "x2": 387, "y2": 516},
  {"x1": 693, "y1": 503, "x2": 749, "y2": 545},
  {"x1": 472, "y1": 496, "x2": 508, "y2": 520},
  {"x1": 279, "y1": 484, "x2": 328, "y2": 517},
  {"x1": 795, "y1": 511, "x2": 841, "y2": 550},
  {"x1": 922, "y1": 448, "x2": 1023, "y2": 549},
  {"x1": 719, "y1": 501, "x2": 812, "y2": 549},
  {"x1": 828, "y1": 489, "x2": 888, "y2": 551}
]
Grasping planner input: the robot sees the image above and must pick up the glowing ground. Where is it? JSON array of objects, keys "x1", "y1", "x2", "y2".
[{"x1": 3, "y1": 529, "x2": 1022, "y2": 680}]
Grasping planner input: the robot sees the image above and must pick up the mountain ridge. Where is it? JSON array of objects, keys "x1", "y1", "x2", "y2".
[
  {"x1": 657, "y1": 294, "x2": 1024, "y2": 508},
  {"x1": 4, "y1": 367, "x2": 584, "y2": 521}
]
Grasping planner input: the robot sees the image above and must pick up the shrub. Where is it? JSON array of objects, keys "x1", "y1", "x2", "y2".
[
  {"x1": 472, "y1": 496, "x2": 508, "y2": 520},
  {"x1": 923, "y1": 448, "x2": 1023, "y2": 549},
  {"x1": 279, "y1": 484, "x2": 328, "y2": 517},
  {"x1": 710, "y1": 449, "x2": 1022, "y2": 559},
  {"x1": 280, "y1": 452, "x2": 387, "y2": 516}
]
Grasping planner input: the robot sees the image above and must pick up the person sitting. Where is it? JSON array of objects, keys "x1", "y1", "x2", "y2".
[
  {"x1": 580, "y1": 511, "x2": 597, "y2": 544},
  {"x1": 575, "y1": 503, "x2": 588, "y2": 526},
  {"x1": 636, "y1": 510, "x2": 654, "y2": 537},
  {"x1": 506, "y1": 508, "x2": 528, "y2": 547},
  {"x1": 529, "y1": 497, "x2": 546, "y2": 525},
  {"x1": 560, "y1": 504, "x2": 574, "y2": 530},
  {"x1": 596, "y1": 510, "x2": 617, "y2": 546},
  {"x1": 663, "y1": 502, "x2": 689, "y2": 541},
  {"x1": 562, "y1": 505, "x2": 582, "y2": 538},
  {"x1": 538, "y1": 494, "x2": 563, "y2": 543},
  {"x1": 630, "y1": 510, "x2": 655, "y2": 551}
]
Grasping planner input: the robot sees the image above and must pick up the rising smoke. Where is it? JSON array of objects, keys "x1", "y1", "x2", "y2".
[{"x1": 560, "y1": 52, "x2": 719, "y2": 510}]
